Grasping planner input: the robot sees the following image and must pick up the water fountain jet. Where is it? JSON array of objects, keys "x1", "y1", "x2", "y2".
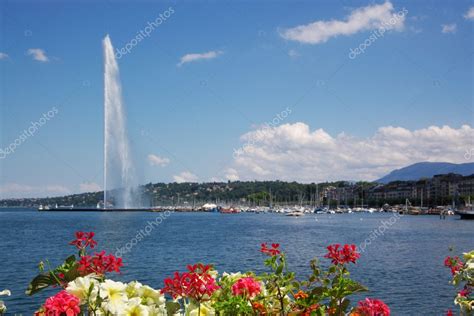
[{"x1": 103, "y1": 35, "x2": 137, "y2": 209}]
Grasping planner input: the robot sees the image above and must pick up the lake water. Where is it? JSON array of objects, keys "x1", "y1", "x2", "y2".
[{"x1": 0, "y1": 209, "x2": 472, "y2": 315}]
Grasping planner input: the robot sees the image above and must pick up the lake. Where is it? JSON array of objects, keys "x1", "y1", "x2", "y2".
[{"x1": 0, "y1": 209, "x2": 472, "y2": 315}]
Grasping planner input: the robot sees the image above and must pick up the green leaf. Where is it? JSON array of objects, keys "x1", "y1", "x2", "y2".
[
  {"x1": 25, "y1": 273, "x2": 57, "y2": 296},
  {"x1": 276, "y1": 264, "x2": 283, "y2": 275},
  {"x1": 165, "y1": 301, "x2": 181, "y2": 315}
]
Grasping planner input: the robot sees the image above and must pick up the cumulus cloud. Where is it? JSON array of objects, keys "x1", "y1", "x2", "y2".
[
  {"x1": 173, "y1": 171, "x2": 198, "y2": 183},
  {"x1": 0, "y1": 183, "x2": 70, "y2": 198},
  {"x1": 464, "y1": 7, "x2": 474, "y2": 20},
  {"x1": 280, "y1": 1, "x2": 406, "y2": 44},
  {"x1": 147, "y1": 154, "x2": 170, "y2": 167},
  {"x1": 225, "y1": 168, "x2": 240, "y2": 181},
  {"x1": 177, "y1": 50, "x2": 222, "y2": 66},
  {"x1": 27, "y1": 48, "x2": 49, "y2": 62},
  {"x1": 441, "y1": 23, "x2": 457, "y2": 34},
  {"x1": 79, "y1": 182, "x2": 101, "y2": 192},
  {"x1": 228, "y1": 123, "x2": 474, "y2": 182},
  {"x1": 0, "y1": 52, "x2": 9, "y2": 60}
]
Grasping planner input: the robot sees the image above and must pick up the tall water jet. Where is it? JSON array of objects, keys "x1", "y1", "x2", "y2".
[{"x1": 103, "y1": 35, "x2": 136, "y2": 208}]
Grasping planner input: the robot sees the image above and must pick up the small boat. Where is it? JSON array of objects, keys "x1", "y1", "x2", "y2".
[
  {"x1": 219, "y1": 207, "x2": 240, "y2": 214},
  {"x1": 456, "y1": 209, "x2": 474, "y2": 220},
  {"x1": 285, "y1": 211, "x2": 305, "y2": 217}
]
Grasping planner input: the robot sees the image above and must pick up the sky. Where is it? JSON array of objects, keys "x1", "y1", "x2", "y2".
[{"x1": 0, "y1": 0, "x2": 473, "y2": 198}]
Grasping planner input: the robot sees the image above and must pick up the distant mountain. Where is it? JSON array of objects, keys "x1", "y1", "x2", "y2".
[{"x1": 377, "y1": 162, "x2": 474, "y2": 183}]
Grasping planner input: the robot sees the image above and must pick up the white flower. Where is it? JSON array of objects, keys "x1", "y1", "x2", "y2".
[
  {"x1": 138, "y1": 285, "x2": 166, "y2": 307},
  {"x1": 0, "y1": 301, "x2": 6, "y2": 314},
  {"x1": 100, "y1": 279, "x2": 128, "y2": 314},
  {"x1": 126, "y1": 281, "x2": 144, "y2": 298},
  {"x1": 124, "y1": 297, "x2": 149, "y2": 316},
  {"x1": 0, "y1": 290, "x2": 10, "y2": 314},
  {"x1": 148, "y1": 304, "x2": 168, "y2": 316},
  {"x1": 66, "y1": 276, "x2": 99, "y2": 304},
  {"x1": 0, "y1": 290, "x2": 10, "y2": 297},
  {"x1": 187, "y1": 301, "x2": 215, "y2": 316}
]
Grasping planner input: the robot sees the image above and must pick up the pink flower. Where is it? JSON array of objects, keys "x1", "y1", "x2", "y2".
[
  {"x1": 353, "y1": 298, "x2": 390, "y2": 316},
  {"x1": 43, "y1": 290, "x2": 81, "y2": 316},
  {"x1": 459, "y1": 288, "x2": 470, "y2": 297},
  {"x1": 231, "y1": 277, "x2": 261, "y2": 299}
]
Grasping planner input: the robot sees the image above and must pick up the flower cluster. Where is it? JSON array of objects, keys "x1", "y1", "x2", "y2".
[
  {"x1": 161, "y1": 263, "x2": 219, "y2": 302},
  {"x1": 351, "y1": 298, "x2": 391, "y2": 316},
  {"x1": 324, "y1": 243, "x2": 360, "y2": 265},
  {"x1": 260, "y1": 242, "x2": 281, "y2": 256},
  {"x1": 29, "y1": 233, "x2": 394, "y2": 316},
  {"x1": 78, "y1": 250, "x2": 123, "y2": 276},
  {"x1": 445, "y1": 250, "x2": 474, "y2": 314},
  {"x1": 231, "y1": 276, "x2": 261, "y2": 299},
  {"x1": 444, "y1": 256, "x2": 464, "y2": 276},
  {"x1": 69, "y1": 231, "x2": 97, "y2": 250},
  {"x1": 38, "y1": 290, "x2": 81, "y2": 316}
]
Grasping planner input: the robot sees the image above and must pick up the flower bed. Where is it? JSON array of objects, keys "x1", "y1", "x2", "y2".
[{"x1": 16, "y1": 231, "x2": 474, "y2": 315}]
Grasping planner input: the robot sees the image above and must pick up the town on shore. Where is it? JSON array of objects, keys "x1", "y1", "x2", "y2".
[{"x1": 1, "y1": 172, "x2": 473, "y2": 217}]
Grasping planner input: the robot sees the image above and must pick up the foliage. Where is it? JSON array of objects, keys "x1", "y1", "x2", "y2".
[
  {"x1": 27, "y1": 232, "x2": 391, "y2": 315},
  {"x1": 445, "y1": 250, "x2": 474, "y2": 315}
]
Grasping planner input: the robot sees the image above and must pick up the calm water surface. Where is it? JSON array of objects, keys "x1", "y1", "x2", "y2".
[{"x1": 0, "y1": 209, "x2": 472, "y2": 315}]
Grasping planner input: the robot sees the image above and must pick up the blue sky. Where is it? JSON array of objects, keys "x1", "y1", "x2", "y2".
[{"x1": 0, "y1": 0, "x2": 473, "y2": 198}]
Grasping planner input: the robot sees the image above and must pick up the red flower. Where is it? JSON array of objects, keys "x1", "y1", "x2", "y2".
[
  {"x1": 459, "y1": 288, "x2": 470, "y2": 297},
  {"x1": 444, "y1": 256, "x2": 464, "y2": 276},
  {"x1": 325, "y1": 244, "x2": 360, "y2": 265},
  {"x1": 161, "y1": 263, "x2": 219, "y2": 302},
  {"x1": 78, "y1": 250, "x2": 122, "y2": 276},
  {"x1": 302, "y1": 304, "x2": 320, "y2": 316},
  {"x1": 252, "y1": 302, "x2": 266, "y2": 314},
  {"x1": 353, "y1": 298, "x2": 390, "y2": 316},
  {"x1": 69, "y1": 231, "x2": 97, "y2": 250},
  {"x1": 446, "y1": 310, "x2": 453, "y2": 316},
  {"x1": 231, "y1": 277, "x2": 261, "y2": 299},
  {"x1": 294, "y1": 290, "x2": 309, "y2": 300},
  {"x1": 260, "y1": 243, "x2": 281, "y2": 256},
  {"x1": 43, "y1": 290, "x2": 81, "y2": 316}
]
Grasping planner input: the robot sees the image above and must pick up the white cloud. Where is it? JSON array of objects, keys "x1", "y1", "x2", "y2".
[
  {"x1": 441, "y1": 23, "x2": 457, "y2": 34},
  {"x1": 147, "y1": 154, "x2": 170, "y2": 167},
  {"x1": 280, "y1": 1, "x2": 406, "y2": 44},
  {"x1": 464, "y1": 7, "x2": 474, "y2": 20},
  {"x1": 0, "y1": 183, "x2": 70, "y2": 198},
  {"x1": 0, "y1": 52, "x2": 9, "y2": 60},
  {"x1": 79, "y1": 182, "x2": 102, "y2": 192},
  {"x1": 288, "y1": 49, "x2": 300, "y2": 58},
  {"x1": 228, "y1": 123, "x2": 474, "y2": 182},
  {"x1": 177, "y1": 50, "x2": 222, "y2": 66},
  {"x1": 27, "y1": 48, "x2": 49, "y2": 62},
  {"x1": 173, "y1": 171, "x2": 198, "y2": 183},
  {"x1": 225, "y1": 168, "x2": 240, "y2": 181}
]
